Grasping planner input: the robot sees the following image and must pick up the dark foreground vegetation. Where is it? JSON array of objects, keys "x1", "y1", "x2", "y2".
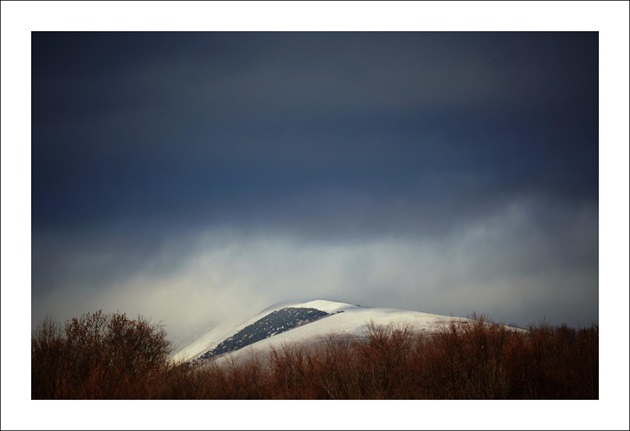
[{"x1": 32, "y1": 311, "x2": 598, "y2": 399}]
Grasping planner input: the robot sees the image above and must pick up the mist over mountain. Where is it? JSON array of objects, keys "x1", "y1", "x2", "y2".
[{"x1": 173, "y1": 299, "x2": 509, "y2": 364}]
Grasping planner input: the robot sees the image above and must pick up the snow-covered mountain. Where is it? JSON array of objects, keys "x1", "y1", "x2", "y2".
[{"x1": 173, "y1": 299, "x2": 473, "y2": 365}]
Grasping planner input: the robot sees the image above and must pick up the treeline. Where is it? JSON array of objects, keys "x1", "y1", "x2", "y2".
[{"x1": 32, "y1": 311, "x2": 598, "y2": 399}]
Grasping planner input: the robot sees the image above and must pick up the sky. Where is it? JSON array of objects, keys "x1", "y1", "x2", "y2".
[{"x1": 30, "y1": 31, "x2": 599, "y2": 346}]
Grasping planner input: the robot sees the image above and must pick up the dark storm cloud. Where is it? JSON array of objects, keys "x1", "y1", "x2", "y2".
[
  {"x1": 31, "y1": 32, "x2": 598, "y2": 340},
  {"x1": 32, "y1": 32, "x2": 597, "y2": 230}
]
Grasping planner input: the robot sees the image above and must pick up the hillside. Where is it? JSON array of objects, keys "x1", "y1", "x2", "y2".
[{"x1": 173, "y1": 299, "x2": 475, "y2": 364}]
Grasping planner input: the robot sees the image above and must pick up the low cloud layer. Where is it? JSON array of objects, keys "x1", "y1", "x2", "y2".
[{"x1": 32, "y1": 195, "x2": 597, "y2": 346}]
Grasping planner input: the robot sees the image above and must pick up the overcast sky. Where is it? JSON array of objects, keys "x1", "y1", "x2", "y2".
[{"x1": 31, "y1": 32, "x2": 599, "y2": 345}]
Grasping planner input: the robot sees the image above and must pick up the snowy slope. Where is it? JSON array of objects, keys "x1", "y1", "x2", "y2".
[{"x1": 172, "y1": 299, "x2": 470, "y2": 364}]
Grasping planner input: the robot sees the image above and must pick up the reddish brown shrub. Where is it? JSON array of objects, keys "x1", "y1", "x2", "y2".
[
  {"x1": 32, "y1": 311, "x2": 172, "y2": 399},
  {"x1": 33, "y1": 312, "x2": 598, "y2": 399}
]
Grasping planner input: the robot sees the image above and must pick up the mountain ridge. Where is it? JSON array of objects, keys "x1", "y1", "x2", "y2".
[{"x1": 172, "y1": 299, "x2": 479, "y2": 363}]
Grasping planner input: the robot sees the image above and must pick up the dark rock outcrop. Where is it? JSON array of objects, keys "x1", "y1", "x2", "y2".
[{"x1": 199, "y1": 307, "x2": 331, "y2": 360}]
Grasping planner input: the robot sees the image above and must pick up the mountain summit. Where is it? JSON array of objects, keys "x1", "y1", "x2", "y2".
[{"x1": 173, "y1": 300, "x2": 474, "y2": 364}]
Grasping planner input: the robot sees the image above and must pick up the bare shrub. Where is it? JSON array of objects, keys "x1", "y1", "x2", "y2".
[{"x1": 32, "y1": 310, "x2": 172, "y2": 399}]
